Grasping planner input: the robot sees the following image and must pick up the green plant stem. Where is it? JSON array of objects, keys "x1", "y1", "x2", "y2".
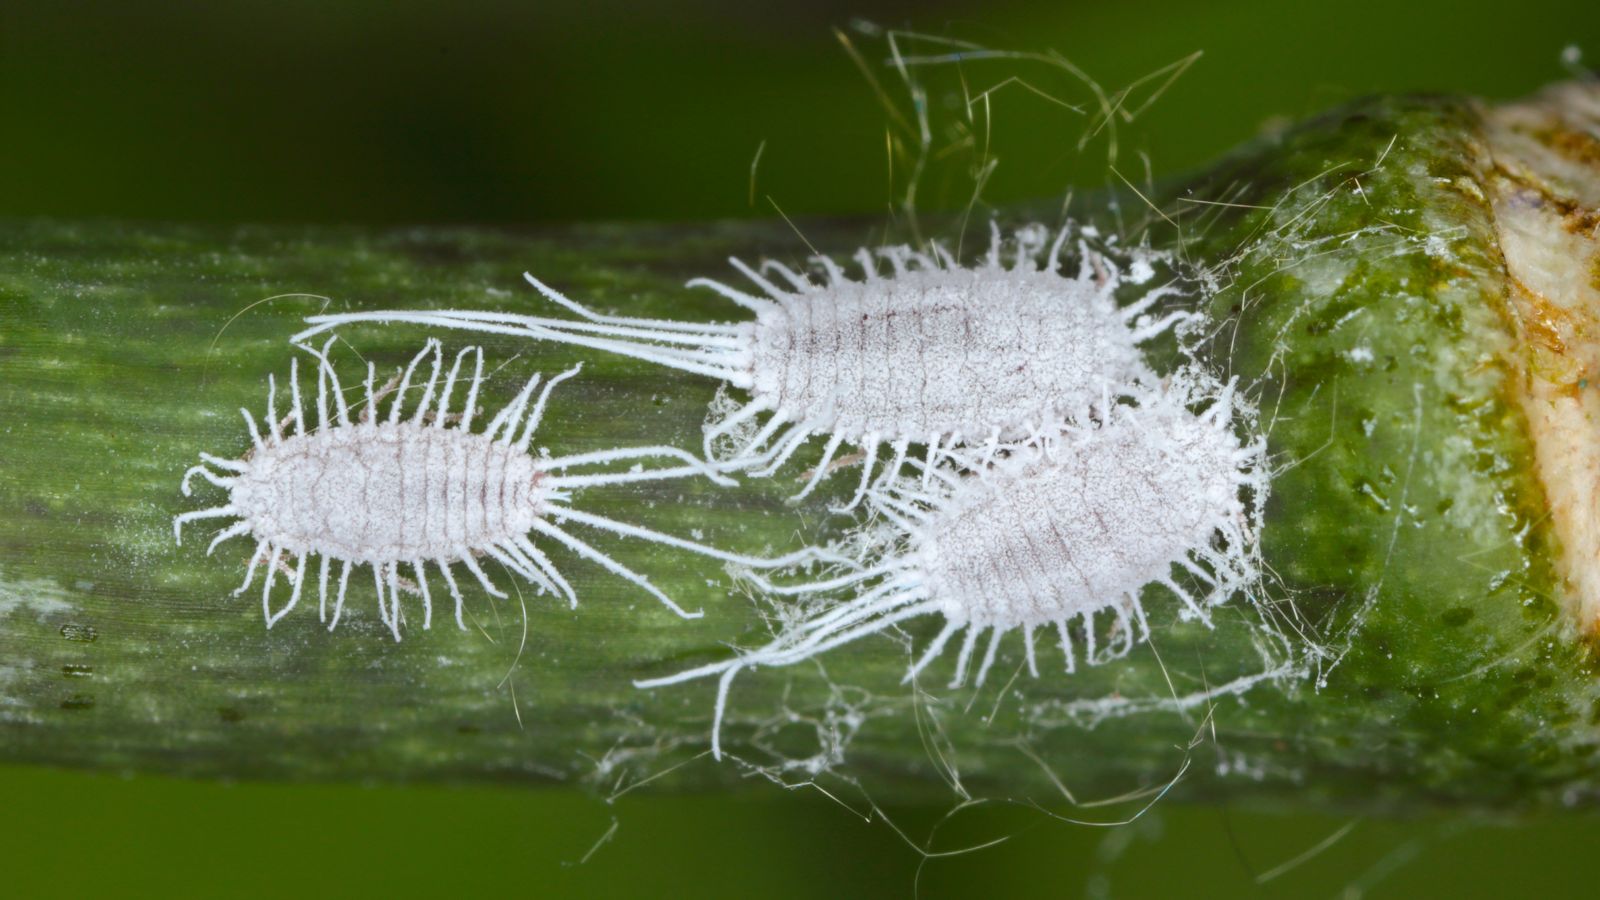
[{"x1": 2, "y1": 83, "x2": 1598, "y2": 814}]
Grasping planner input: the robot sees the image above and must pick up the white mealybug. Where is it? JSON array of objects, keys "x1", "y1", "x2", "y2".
[
  {"x1": 636, "y1": 371, "x2": 1268, "y2": 758},
  {"x1": 291, "y1": 224, "x2": 1188, "y2": 508},
  {"x1": 174, "y1": 338, "x2": 821, "y2": 639}
]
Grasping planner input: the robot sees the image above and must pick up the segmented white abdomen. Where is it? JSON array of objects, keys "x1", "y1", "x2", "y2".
[
  {"x1": 636, "y1": 372, "x2": 1267, "y2": 758},
  {"x1": 175, "y1": 339, "x2": 820, "y2": 639},
  {"x1": 290, "y1": 222, "x2": 1189, "y2": 509},
  {"x1": 918, "y1": 404, "x2": 1246, "y2": 628},
  {"x1": 232, "y1": 423, "x2": 545, "y2": 565},
  {"x1": 750, "y1": 267, "x2": 1149, "y2": 441}
]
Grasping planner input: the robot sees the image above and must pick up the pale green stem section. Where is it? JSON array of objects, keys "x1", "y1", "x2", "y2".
[{"x1": 3, "y1": 83, "x2": 1600, "y2": 814}]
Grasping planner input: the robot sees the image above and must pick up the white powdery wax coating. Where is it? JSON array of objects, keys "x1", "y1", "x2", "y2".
[
  {"x1": 916, "y1": 408, "x2": 1245, "y2": 629},
  {"x1": 288, "y1": 223, "x2": 1188, "y2": 507},
  {"x1": 175, "y1": 339, "x2": 808, "y2": 638},
  {"x1": 749, "y1": 267, "x2": 1148, "y2": 440},
  {"x1": 232, "y1": 423, "x2": 545, "y2": 565},
  {"x1": 635, "y1": 372, "x2": 1268, "y2": 759}
]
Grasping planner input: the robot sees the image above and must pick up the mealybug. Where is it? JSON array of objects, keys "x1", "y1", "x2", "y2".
[
  {"x1": 174, "y1": 339, "x2": 821, "y2": 639},
  {"x1": 636, "y1": 371, "x2": 1267, "y2": 757},
  {"x1": 291, "y1": 224, "x2": 1188, "y2": 508}
]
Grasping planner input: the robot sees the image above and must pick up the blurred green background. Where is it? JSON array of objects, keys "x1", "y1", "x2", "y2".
[{"x1": 3, "y1": 0, "x2": 1599, "y2": 897}]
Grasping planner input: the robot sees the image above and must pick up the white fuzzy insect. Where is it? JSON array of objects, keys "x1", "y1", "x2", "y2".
[
  {"x1": 636, "y1": 371, "x2": 1268, "y2": 758},
  {"x1": 174, "y1": 338, "x2": 821, "y2": 639},
  {"x1": 291, "y1": 224, "x2": 1188, "y2": 508}
]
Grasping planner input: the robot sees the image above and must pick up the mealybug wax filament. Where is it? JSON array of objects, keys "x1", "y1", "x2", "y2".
[
  {"x1": 637, "y1": 371, "x2": 1267, "y2": 758},
  {"x1": 292, "y1": 223, "x2": 1189, "y2": 509},
  {"x1": 174, "y1": 339, "x2": 826, "y2": 639}
]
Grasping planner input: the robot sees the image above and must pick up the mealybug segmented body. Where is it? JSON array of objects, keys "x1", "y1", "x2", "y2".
[
  {"x1": 291, "y1": 224, "x2": 1188, "y2": 508},
  {"x1": 636, "y1": 371, "x2": 1267, "y2": 757},
  {"x1": 174, "y1": 339, "x2": 820, "y2": 638}
]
